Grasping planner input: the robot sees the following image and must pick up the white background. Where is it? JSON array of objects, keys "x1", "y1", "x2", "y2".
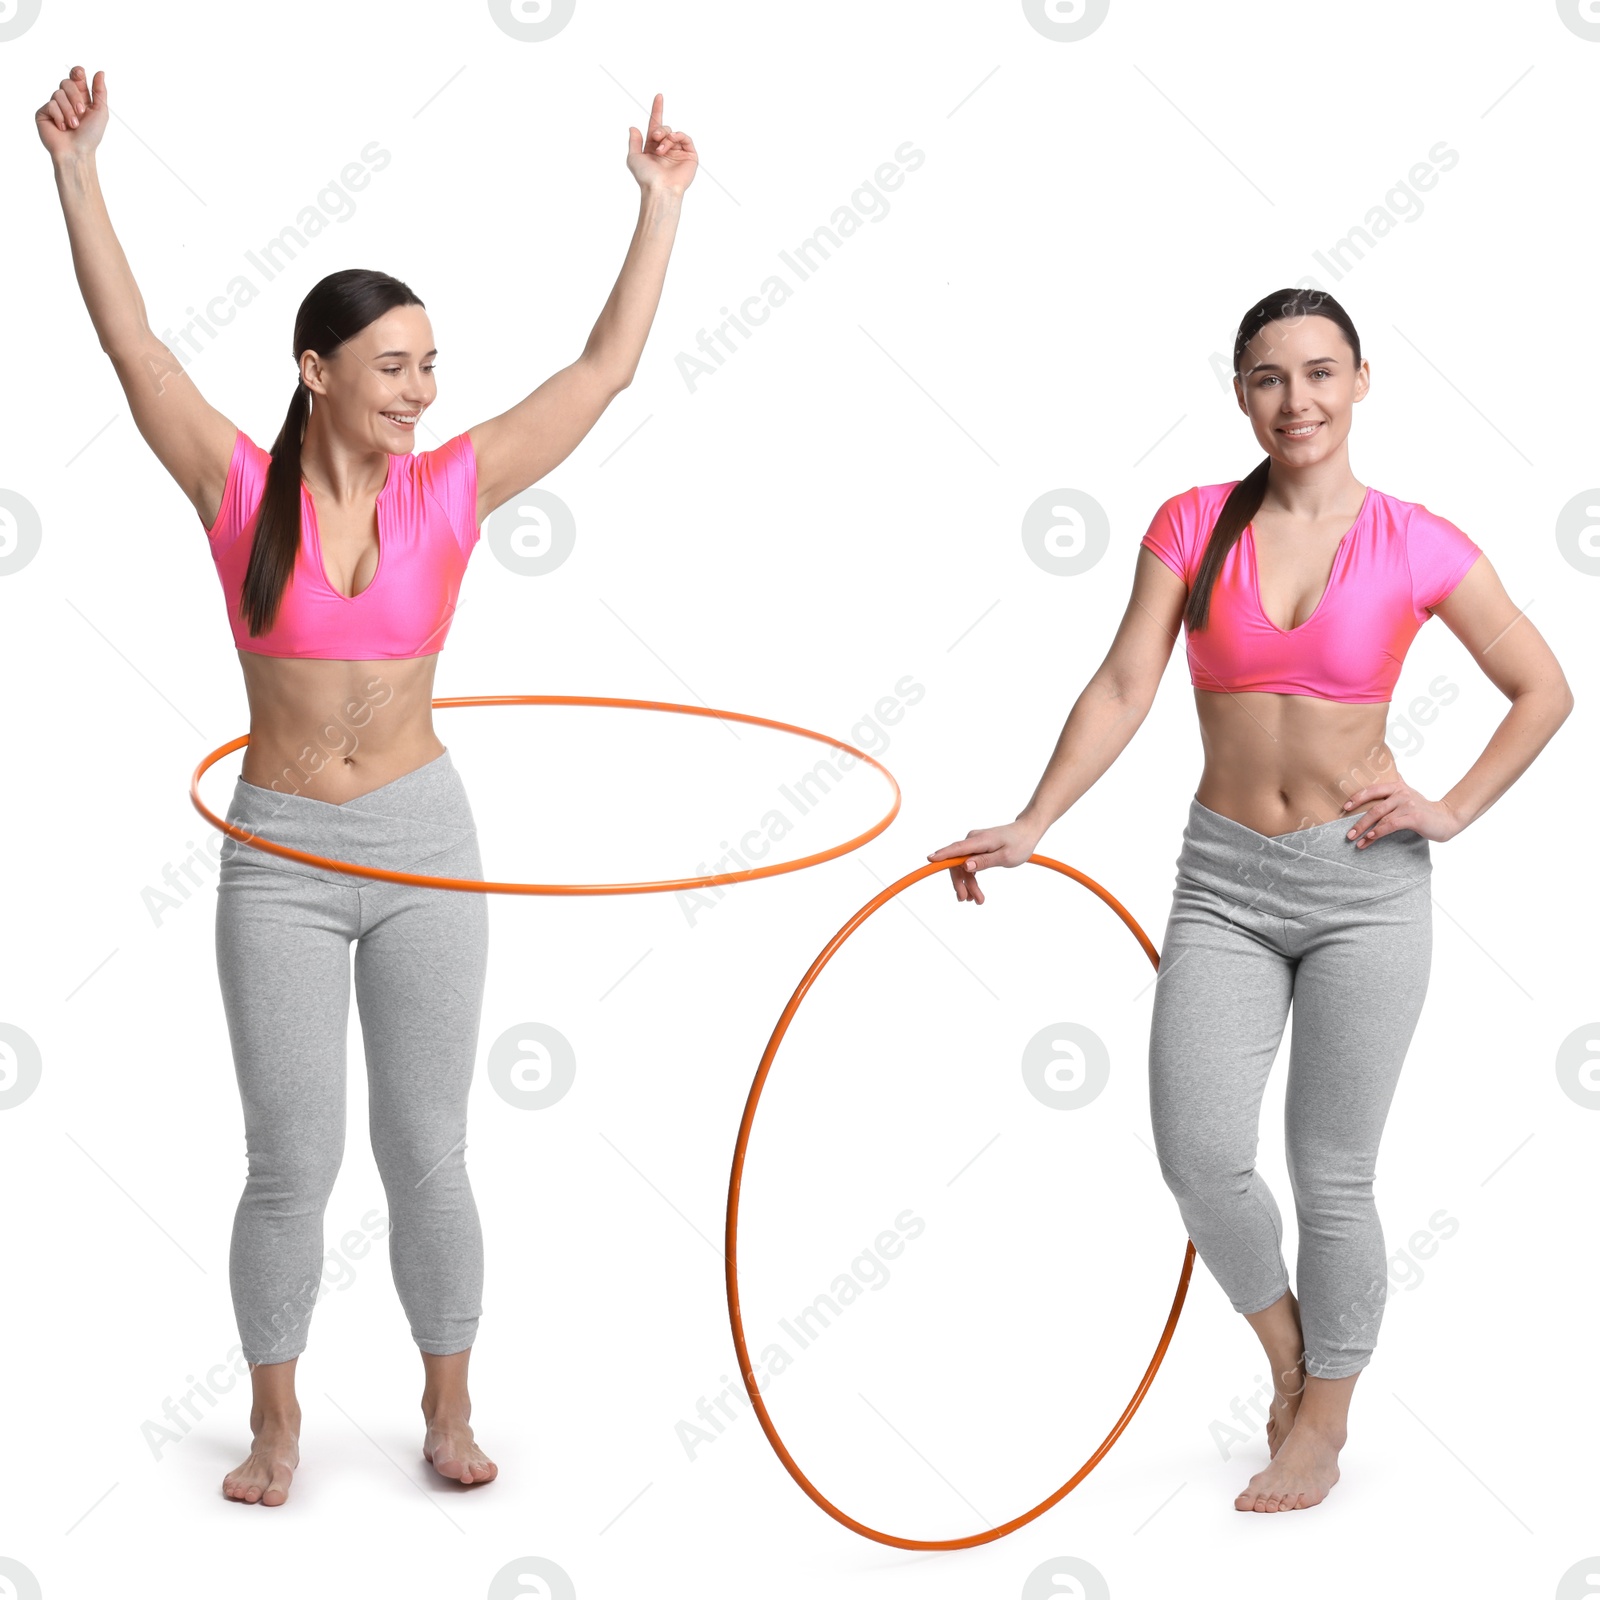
[{"x1": 2, "y1": 1, "x2": 1596, "y2": 1596}]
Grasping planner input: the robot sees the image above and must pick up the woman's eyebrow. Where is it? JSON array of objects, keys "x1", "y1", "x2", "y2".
[{"x1": 1243, "y1": 354, "x2": 1343, "y2": 375}]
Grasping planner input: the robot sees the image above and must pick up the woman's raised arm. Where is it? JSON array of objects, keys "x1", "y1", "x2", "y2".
[
  {"x1": 39, "y1": 66, "x2": 238, "y2": 529},
  {"x1": 467, "y1": 92, "x2": 698, "y2": 523}
]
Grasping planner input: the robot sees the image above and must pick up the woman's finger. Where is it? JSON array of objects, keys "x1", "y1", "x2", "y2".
[
  {"x1": 927, "y1": 837, "x2": 992, "y2": 863},
  {"x1": 960, "y1": 847, "x2": 1010, "y2": 872},
  {"x1": 1353, "y1": 804, "x2": 1394, "y2": 841}
]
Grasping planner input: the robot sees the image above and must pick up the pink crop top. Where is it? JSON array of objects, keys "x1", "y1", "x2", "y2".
[
  {"x1": 1139, "y1": 481, "x2": 1482, "y2": 704},
  {"x1": 202, "y1": 428, "x2": 481, "y2": 659}
]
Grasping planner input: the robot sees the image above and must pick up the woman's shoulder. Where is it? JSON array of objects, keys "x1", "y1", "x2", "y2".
[
  {"x1": 1150, "y1": 481, "x2": 1240, "y2": 527},
  {"x1": 399, "y1": 433, "x2": 481, "y2": 556},
  {"x1": 1193, "y1": 480, "x2": 1247, "y2": 510},
  {"x1": 1139, "y1": 483, "x2": 1232, "y2": 578},
  {"x1": 1359, "y1": 483, "x2": 1475, "y2": 545}
]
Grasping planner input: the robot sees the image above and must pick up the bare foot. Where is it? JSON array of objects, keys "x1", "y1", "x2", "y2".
[
  {"x1": 223, "y1": 1414, "x2": 300, "y2": 1506},
  {"x1": 1235, "y1": 1420, "x2": 1343, "y2": 1512},
  {"x1": 423, "y1": 1410, "x2": 498, "y2": 1486},
  {"x1": 1263, "y1": 1360, "x2": 1305, "y2": 1460}
]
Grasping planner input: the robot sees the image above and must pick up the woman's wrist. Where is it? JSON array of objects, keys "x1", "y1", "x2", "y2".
[
  {"x1": 52, "y1": 149, "x2": 98, "y2": 197},
  {"x1": 638, "y1": 182, "x2": 685, "y2": 212},
  {"x1": 1015, "y1": 805, "x2": 1050, "y2": 840},
  {"x1": 1437, "y1": 794, "x2": 1473, "y2": 838}
]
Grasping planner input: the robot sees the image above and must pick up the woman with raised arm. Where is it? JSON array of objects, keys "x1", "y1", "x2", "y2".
[
  {"x1": 928, "y1": 287, "x2": 1572, "y2": 1514},
  {"x1": 40, "y1": 64, "x2": 697, "y2": 1507}
]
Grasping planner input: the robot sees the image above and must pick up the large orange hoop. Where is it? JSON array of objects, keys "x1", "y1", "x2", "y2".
[
  {"x1": 189, "y1": 694, "x2": 901, "y2": 895},
  {"x1": 724, "y1": 854, "x2": 1196, "y2": 1550}
]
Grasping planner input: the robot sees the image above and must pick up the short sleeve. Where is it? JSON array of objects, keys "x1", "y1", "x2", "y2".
[
  {"x1": 1139, "y1": 487, "x2": 1201, "y2": 585},
  {"x1": 1407, "y1": 504, "x2": 1482, "y2": 617},
  {"x1": 203, "y1": 428, "x2": 268, "y2": 554},
  {"x1": 417, "y1": 431, "x2": 481, "y2": 559}
]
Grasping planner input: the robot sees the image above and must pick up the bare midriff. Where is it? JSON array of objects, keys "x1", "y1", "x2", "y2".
[
  {"x1": 235, "y1": 650, "x2": 447, "y2": 804},
  {"x1": 1191, "y1": 688, "x2": 1394, "y2": 838}
]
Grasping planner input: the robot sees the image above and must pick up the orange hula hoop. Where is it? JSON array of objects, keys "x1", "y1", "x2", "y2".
[
  {"x1": 724, "y1": 853, "x2": 1197, "y2": 1551},
  {"x1": 189, "y1": 694, "x2": 902, "y2": 895}
]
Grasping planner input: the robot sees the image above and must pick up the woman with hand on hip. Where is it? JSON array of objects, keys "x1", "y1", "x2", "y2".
[
  {"x1": 40, "y1": 64, "x2": 697, "y2": 1506},
  {"x1": 928, "y1": 287, "x2": 1572, "y2": 1513}
]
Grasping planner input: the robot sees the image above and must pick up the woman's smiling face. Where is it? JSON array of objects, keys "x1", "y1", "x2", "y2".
[
  {"x1": 302, "y1": 303, "x2": 439, "y2": 452},
  {"x1": 1234, "y1": 313, "x2": 1370, "y2": 466}
]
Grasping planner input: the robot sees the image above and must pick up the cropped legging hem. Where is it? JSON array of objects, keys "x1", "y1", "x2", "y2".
[
  {"x1": 414, "y1": 1337, "x2": 478, "y2": 1358},
  {"x1": 1148, "y1": 797, "x2": 1433, "y2": 1378},
  {"x1": 239, "y1": 1334, "x2": 478, "y2": 1367},
  {"x1": 1235, "y1": 1279, "x2": 1293, "y2": 1319},
  {"x1": 215, "y1": 749, "x2": 489, "y2": 1367},
  {"x1": 242, "y1": 1344, "x2": 305, "y2": 1369},
  {"x1": 1305, "y1": 1355, "x2": 1372, "y2": 1382}
]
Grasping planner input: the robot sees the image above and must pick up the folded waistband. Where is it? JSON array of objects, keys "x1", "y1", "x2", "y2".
[
  {"x1": 220, "y1": 749, "x2": 478, "y2": 883},
  {"x1": 1175, "y1": 797, "x2": 1430, "y2": 919}
]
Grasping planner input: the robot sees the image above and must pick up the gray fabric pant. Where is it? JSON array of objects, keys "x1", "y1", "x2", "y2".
[
  {"x1": 214, "y1": 749, "x2": 489, "y2": 1366},
  {"x1": 1148, "y1": 797, "x2": 1433, "y2": 1379}
]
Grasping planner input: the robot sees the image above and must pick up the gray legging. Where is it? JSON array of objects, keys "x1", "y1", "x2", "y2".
[
  {"x1": 214, "y1": 749, "x2": 489, "y2": 1366},
  {"x1": 1148, "y1": 797, "x2": 1433, "y2": 1380}
]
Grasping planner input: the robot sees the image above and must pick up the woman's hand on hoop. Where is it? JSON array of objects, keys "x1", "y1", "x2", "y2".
[
  {"x1": 1342, "y1": 775, "x2": 1462, "y2": 848},
  {"x1": 627, "y1": 92, "x2": 697, "y2": 195},
  {"x1": 926, "y1": 820, "x2": 1043, "y2": 905},
  {"x1": 36, "y1": 65, "x2": 107, "y2": 158}
]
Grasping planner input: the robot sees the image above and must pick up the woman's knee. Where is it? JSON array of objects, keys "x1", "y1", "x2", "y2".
[
  {"x1": 372, "y1": 1128, "x2": 471, "y2": 1195},
  {"x1": 1286, "y1": 1141, "x2": 1377, "y2": 1212},
  {"x1": 243, "y1": 1142, "x2": 345, "y2": 1210},
  {"x1": 1154, "y1": 1146, "x2": 1259, "y2": 1212}
]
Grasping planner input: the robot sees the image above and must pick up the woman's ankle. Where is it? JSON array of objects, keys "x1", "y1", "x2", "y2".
[
  {"x1": 248, "y1": 1405, "x2": 301, "y2": 1434},
  {"x1": 1270, "y1": 1353, "x2": 1307, "y2": 1397}
]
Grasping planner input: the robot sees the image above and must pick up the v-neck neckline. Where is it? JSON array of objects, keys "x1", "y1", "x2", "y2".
[
  {"x1": 303, "y1": 451, "x2": 398, "y2": 602},
  {"x1": 1244, "y1": 485, "x2": 1372, "y2": 635}
]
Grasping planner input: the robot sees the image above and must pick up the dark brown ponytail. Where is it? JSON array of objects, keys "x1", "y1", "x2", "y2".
[
  {"x1": 238, "y1": 268, "x2": 425, "y2": 637},
  {"x1": 1185, "y1": 286, "x2": 1363, "y2": 634}
]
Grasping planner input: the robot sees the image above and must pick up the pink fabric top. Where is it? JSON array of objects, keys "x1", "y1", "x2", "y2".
[
  {"x1": 1139, "y1": 481, "x2": 1482, "y2": 704},
  {"x1": 203, "y1": 428, "x2": 481, "y2": 659}
]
